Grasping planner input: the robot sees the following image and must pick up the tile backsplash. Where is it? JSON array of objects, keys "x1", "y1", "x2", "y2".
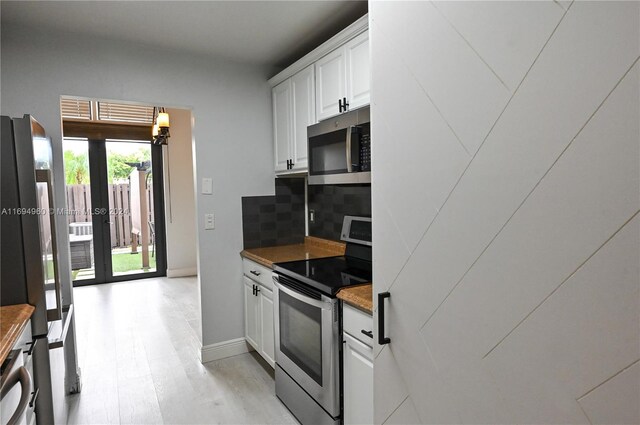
[
  {"x1": 241, "y1": 178, "x2": 305, "y2": 249},
  {"x1": 308, "y1": 184, "x2": 371, "y2": 241}
]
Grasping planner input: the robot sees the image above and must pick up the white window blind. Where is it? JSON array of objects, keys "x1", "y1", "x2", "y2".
[
  {"x1": 60, "y1": 98, "x2": 91, "y2": 120},
  {"x1": 98, "y1": 102, "x2": 154, "y2": 124}
]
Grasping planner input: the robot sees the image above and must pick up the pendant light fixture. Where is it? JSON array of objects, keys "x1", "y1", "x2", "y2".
[{"x1": 152, "y1": 107, "x2": 170, "y2": 145}]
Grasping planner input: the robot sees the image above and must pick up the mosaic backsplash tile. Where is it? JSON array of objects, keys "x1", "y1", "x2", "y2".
[
  {"x1": 307, "y1": 184, "x2": 371, "y2": 241},
  {"x1": 241, "y1": 178, "x2": 305, "y2": 249}
]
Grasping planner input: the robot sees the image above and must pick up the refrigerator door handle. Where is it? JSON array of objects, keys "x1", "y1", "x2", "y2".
[{"x1": 36, "y1": 170, "x2": 63, "y2": 322}]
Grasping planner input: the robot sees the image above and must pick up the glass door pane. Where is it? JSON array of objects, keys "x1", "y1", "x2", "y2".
[
  {"x1": 279, "y1": 290, "x2": 323, "y2": 385},
  {"x1": 105, "y1": 141, "x2": 156, "y2": 276},
  {"x1": 309, "y1": 129, "x2": 348, "y2": 175},
  {"x1": 62, "y1": 139, "x2": 96, "y2": 281}
]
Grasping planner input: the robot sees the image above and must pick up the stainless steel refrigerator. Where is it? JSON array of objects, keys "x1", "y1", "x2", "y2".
[{"x1": 1, "y1": 114, "x2": 81, "y2": 424}]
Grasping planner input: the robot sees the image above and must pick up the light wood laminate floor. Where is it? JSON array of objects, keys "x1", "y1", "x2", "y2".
[{"x1": 67, "y1": 276, "x2": 297, "y2": 424}]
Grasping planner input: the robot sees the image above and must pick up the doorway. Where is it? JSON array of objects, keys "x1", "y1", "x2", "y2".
[
  {"x1": 61, "y1": 99, "x2": 167, "y2": 285},
  {"x1": 63, "y1": 138, "x2": 166, "y2": 285}
]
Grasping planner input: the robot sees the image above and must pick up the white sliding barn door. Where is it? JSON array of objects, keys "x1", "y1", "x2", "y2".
[{"x1": 370, "y1": 1, "x2": 640, "y2": 424}]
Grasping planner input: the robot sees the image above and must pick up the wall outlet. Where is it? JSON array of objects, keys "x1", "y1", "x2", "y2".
[
  {"x1": 205, "y1": 213, "x2": 215, "y2": 230},
  {"x1": 309, "y1": 209, "x2": 315, "y2": 223},
  {"x1": 202, "y1": 178, "x2": 213, "y2": 195}
]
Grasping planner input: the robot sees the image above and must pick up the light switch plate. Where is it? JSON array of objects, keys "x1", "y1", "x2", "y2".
[
  {"x1": 205, "y1": 213, "x2": 215, "y2": 230},
  {"x1": 202, "y1": 178, "x2": 213, "y2": 195}
]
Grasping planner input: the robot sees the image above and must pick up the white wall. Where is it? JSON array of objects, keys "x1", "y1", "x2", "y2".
[
  {"x1": 1, "y1": 24, "x2": 276, "y2": 347},
  {"x1": 371, "y1": 1, "x2": 639, "y2": 424},
  {"x1": 163, "y1": 107, "x2": 197, "y2": 277}
]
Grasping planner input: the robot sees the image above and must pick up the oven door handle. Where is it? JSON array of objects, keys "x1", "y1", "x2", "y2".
[
  {"x1": 272, "y1": 276, "x2": 333, "y2": 310},
  {"x1": 0, "y1": 365, "x2": 32, "y2": 425}
]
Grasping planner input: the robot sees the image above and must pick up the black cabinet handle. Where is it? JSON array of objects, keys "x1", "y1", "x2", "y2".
[
  {"x1": 255, "y1": 286, "x2": 261, "y2": 295},
  {"x1": 23, "y1": 340, "x2": 36, "y2": 356},
  {"x1": 378, "y1": 292, "x2": 391, "y2": 345},
  {"x1": 250, "y1": 270, "x2": 261, "y2": 277},
  {"x1": 290, "y1": 160, "x2": 294, "y2": 169},
  {"x1": 361, "y1": 330, "x2": 373, "y2": 339},
  {"x1": 339, "y1": 98, "x2": 350, "y2": 113},
  {"x1": 252, "y1": 284, "x2": 256, "y2": 296},
  {"x1": 29, "y1": 387, "x2": 39, "y2": 408}
]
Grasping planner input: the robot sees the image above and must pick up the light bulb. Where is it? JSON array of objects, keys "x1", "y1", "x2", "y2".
[{"x1": 157, "y1": 112, "x2": 170, "y2": 128}]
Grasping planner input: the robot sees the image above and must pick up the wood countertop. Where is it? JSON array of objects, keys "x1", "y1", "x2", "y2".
[
  {"x1": 1, "y1": 304, "x2": 34, "y2": 364},
  {"x1": 241, "y1": 236, "x2": 346, "y2": 269},
  {"x1": 337, "y1": 284, "x2": 373, "y2": 314}
]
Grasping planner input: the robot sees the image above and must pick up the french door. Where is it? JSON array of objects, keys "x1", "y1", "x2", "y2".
[{"x1": 63, "y1": 138, "x2": 166, "y2": 285}]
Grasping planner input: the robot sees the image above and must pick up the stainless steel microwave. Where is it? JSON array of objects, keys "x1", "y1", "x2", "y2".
[{"x1": 307, "y1": 106, "x2": 370, "y2": 185}]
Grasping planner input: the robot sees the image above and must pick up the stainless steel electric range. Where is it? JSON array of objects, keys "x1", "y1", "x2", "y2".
[{"x1": 272, "y1": 215, "x2": 372, "y2": 425}]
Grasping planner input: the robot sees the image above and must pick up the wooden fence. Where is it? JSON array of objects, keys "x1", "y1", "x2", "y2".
[{"x1": 65, "y1": 184, "x2": 154, "y2": 248}]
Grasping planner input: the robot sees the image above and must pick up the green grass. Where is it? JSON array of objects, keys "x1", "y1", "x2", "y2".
[
  {"x1": 50, "y1": 249, "x2": 156, "y2": 280},
  {"x1": 112, "y1": 251, "x2": 156, "y2": 274}
]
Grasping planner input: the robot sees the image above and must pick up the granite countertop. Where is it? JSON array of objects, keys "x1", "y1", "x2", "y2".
[
  {"x1": 241, "y1": 236, "x2": 346, "y2": 269},
  {"x1": 337, "y1": 284, "x2": 373, "y2": 314},
  {"x1": 1, "y1": 304, "x2": 34, "y2": 364}
]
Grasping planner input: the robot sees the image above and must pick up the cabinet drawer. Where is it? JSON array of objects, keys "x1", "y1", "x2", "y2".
[
  {"x1": 14, "y1": 320, "x2": 32, "y2": 352},
  {"x1": 242, "y1": 259, "x2": 273, "y2": 290},
  {"x1": 343, "y1": 303, "x2": 373, "y2": 347}
]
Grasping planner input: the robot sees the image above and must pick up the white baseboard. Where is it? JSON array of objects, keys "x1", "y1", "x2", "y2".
[
  {"x1": 200, "y1": 338, "x2": 253, "y2": 364},
  {"x1": 166, "y1": 267, "x2": 197, "y2": 278}
]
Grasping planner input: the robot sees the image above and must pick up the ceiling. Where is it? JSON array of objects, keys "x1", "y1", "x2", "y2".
[{"x1": 1, "y1": 1, "x2": 367, "y2": 71}]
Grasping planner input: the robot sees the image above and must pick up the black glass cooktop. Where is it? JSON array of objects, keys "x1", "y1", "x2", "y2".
[{"x1": 273, "y1": 256, "x2": 372, "y2": 297}]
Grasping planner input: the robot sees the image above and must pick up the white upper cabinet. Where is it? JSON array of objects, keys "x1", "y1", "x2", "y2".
[
  {"x1": 345, "y1": 31, "x2": 371, "y2": 111},
  {"x1": 269, "y1": 15, "x2": 369, "y2": 174},
  {"x1": 290, "y1": 65, "x2": 315, "y2": 171},
  {"x1": 316, "y1": 30, "x2": 370, "y2": 121},
  {"x1": 272, "y1": 79, "x2": 292, "y2": 173},
  {"x1": 273, "y1": 65, "x2": 315, "y2": 174},
  {"x1": 315, "y1": 48, "x2": 347, "y2": 121}
]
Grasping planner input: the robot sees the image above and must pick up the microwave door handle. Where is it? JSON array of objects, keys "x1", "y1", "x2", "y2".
[
  {"x1": 346, "y1": 126, "x2": 353, "y2": 173},
  {"x1": 272, "y1": 276, "x2": 332, "y2": 310}
]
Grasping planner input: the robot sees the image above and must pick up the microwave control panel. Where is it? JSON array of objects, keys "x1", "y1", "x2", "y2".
[{"x1": 359, "y1": 133, "x2": 371, "y2": 171}]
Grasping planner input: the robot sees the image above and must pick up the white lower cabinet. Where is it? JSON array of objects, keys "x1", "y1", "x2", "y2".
[
  {"x1": 243, "y1": 260, "x2": 276, "y2": 368},
  {"x1": 259, "y1": 285, "x2": 275, "y2": 367},
  {"x1": 343, "y1": 304, "x2": 373, "y2": 425},
  {"x1": 244, "y1": 277, "x2": 260, "y2": 349}
]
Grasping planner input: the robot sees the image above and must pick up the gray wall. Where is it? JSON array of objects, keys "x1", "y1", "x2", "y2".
[
  {"x1": 371, "y1": 1, "x2": 639, "y2": 423},
  {"x1": 1, "y1": 24, "x2": 276, "y2": 347}
]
